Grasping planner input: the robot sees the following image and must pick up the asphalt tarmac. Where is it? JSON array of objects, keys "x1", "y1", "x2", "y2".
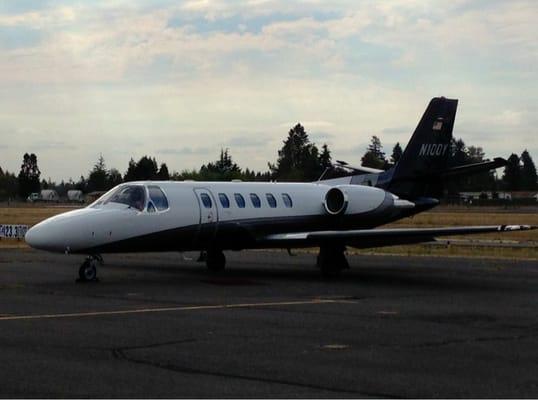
[{"x1": 0, "y1": 249, "x2": 536, "y2": 398}]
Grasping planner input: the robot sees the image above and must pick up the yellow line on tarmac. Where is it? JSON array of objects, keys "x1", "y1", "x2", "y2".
[{"x1": 0, "y1": 299, "x2": 343, "y2": 322}]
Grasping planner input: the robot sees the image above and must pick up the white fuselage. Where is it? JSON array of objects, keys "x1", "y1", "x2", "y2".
[{"x1": 25, "y1": 180, "x2": 404, "y2": 254}]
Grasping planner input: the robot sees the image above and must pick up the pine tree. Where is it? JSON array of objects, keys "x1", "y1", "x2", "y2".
[
  {"x1": 157, "y1": 163, "x2": 170, "y2": 180},
  {"x1": 390, "y1": 142, "x2": 403, "y2": 164},
  {"x1": 76, "y1": 175, "x2": 87, "y2": 192},
  {"x1": 449, "y1": 138, "x2": 467, "y2": 166},
  {"x1": 520, "y1": 150, "x2": 537, "y2": 190},
  {"x1": 200, "y1": 149, "x2": 242, "y2": 181},
  {"x1": 270, "y1": 123, "x2": 323, "y2": 181},
  {"x1": 123, "y1": 156, "x2": 160, "y2": 181},
  {"x1": 0, "y1": 167, "x2": 18, "y2": 200},
  {"x1": 502, "y1": 153, "x2": 521, "y2": 191},
  {"x1": 361, "y1": 136, "x2": 386, "y2": 169},
  {"x1": 124, "y1": 158, "x2": 137, "y2": 182},
  {"x1": 107, "y1": 168, "x2": 123, "y2": 188},
  {"x1": 87, "y1": 154, "x2": 108, "y2": 192},
  {"x1": 18, "y1": 153, "x2": 41, "y2": 198},
  {"x1": 319, "y1": 144, "x2": 332, "y2": 170},
  {"x1": 135, "y1": 156, "x2": 159, "y2": 180},
  {"x1": 465, "y1": 146, "x2": 495, "y2": 191}
]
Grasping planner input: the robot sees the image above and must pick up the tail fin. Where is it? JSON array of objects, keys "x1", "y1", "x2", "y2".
[{"x1": 387, "y1": 97, "x2": 458, "y2": 199}]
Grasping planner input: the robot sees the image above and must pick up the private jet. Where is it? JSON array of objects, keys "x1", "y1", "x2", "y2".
[{"x1": 25, "y1": 97, "x2": 535, "y2": 281}]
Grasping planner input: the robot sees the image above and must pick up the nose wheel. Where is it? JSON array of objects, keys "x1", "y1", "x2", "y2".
[{"x1": 77, "y1": 255, "x2": 102, "y2": 282}]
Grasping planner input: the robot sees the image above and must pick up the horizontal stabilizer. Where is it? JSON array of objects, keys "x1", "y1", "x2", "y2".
[
  {"x1": 441, "y1": 157, "x2": 507, "y2": 179},
  {"x1": 335, "y1": 160, "x2": 384, "y2": 174}
]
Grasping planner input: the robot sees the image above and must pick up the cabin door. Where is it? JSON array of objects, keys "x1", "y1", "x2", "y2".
[{"x1": 193, "y1": 188, "x2": 219, "y2": 247}]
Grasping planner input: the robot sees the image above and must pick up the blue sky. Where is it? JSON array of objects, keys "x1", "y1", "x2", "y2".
[{"x1": 0, "y1": 0, "x2": 536, "y2": 181}]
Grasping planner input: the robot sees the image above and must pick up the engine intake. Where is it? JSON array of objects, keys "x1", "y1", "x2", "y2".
[{"x1": 324, "y1": 187, "x2": 348, "y2": 215}]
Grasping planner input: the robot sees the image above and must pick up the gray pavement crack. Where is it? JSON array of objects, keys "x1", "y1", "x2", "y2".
[
  {"x1": 111, "y1": 346, "x2": 402, "y2": 398},
  {"x1": 387, "y1": 331, "x2": 538, "y2": 349},
  {"x1": 112, "y1": 338, "x2": 197, "y2": 352}
]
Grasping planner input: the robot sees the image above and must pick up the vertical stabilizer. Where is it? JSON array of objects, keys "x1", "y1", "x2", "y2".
[{"x1": 387, "y1": 97, "x2": 458, "y2": 199}]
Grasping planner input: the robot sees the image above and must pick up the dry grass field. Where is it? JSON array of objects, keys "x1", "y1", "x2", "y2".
[
  {"x1": 0, "y1": 205, "x2": 536, "y2": 259},
  {"x1": 0, "y1": 205, "x2": 78, "y2": 226},
  {"x1": 387, "y1": 209, "x2": 538, "y2": 242}
]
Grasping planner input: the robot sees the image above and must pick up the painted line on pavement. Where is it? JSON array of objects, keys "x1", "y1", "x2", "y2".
[{"x1": 0, "y1": 299, "x2": 346, "y2": 322}]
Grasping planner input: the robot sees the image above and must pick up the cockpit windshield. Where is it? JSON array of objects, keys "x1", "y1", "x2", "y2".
[{"x1": 92, "y1": 185, "x2": 146, "y2": 211}]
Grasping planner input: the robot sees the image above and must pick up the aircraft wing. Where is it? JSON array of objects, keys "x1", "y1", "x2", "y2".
[{"x1": 258, "y1": 225, "x2": 536, "y2": 249}]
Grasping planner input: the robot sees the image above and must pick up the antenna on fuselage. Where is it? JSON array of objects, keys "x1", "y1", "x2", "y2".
[{"x1": 317, "y1": 166, "x2": 331, "y2": 181}]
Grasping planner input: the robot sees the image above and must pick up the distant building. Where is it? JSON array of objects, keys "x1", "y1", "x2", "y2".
[
  {"x1": 67, "y1": 190, "x2": 85, "y2": 203},
  {"x1": 510, "y1": 191, "x2": 538, "y2": 200},
  {"x1": 458, "y1": 191, "x2": 537, "y2": 203},
  {"x1": 459, "y1": 191, "x2": 494, "y2": 201},
  {"x1": 40, "y1": 190, "x2": 60, "y2": 202},
  {"x1": 86, "y1": 191, "x2": 106, "y2": 203}
]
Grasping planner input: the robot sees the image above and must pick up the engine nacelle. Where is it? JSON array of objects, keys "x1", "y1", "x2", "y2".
[
  {"x1": 323, "y1": 187, "x2": 349, "y2": 215},
  {"x1": 323, "y1": 185, "x2": 388, "y2": 215}
]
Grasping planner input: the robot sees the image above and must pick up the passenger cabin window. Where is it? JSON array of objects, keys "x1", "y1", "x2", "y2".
[
  {"x1": 250, "y1": 193, "x2": 261, "y2": 208},
  {"x1": 200, "y1": 193, "x2": 212, "y2": 208},
  {"x1": 104, "y1": 185, "x2": 146, "y2": 211},
  {"x1": 147, "y1": 202, "x2": 156, "y2": 213},
  {"x1": 282, "y1": 193, "x2": 293, "y2": 208},
  {"x1": 266, "y1": 193, "x2": 277, "y2": 208},
  {"x1": 219, "y1": 193, "x2": 230, "y2": 208},
  {"x1": 148, "y1": 186, "x2": 169, "y2": 211},
  {"x1": 234, "y1": 193, "x2": 245, "y2": 208}
]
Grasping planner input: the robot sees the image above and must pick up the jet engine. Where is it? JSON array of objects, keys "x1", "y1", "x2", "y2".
[
  {"x1": 323, "y1": 187, "x2": 348, "y2": 215},
  {"x1": 323, "y1": 185, "x2": 388, "y2": 216}
]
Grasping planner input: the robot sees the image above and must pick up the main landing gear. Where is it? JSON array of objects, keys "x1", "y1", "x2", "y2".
[
  {"x1": 317, "y1": 245, "x2": 349, "y2": 278},
  {"x1": 206, "y1": 249, "x2": 226, "y2": 272},
  {"x1": 77, "y1": 255, "x2": 103, "y2": 282}
]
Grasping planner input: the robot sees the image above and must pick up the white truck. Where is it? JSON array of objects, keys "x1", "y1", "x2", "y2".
[
  {"x1": 26, "y1": 193, "x2": 41, "y2": 203},
  {"x1": 27, "y1": 190, "x2": 60, "y2": 203}
]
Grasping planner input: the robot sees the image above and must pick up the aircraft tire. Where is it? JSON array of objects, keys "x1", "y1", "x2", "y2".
[
  {"x1": 206, "y1": 250, "x2": 226, "y2": 272},
  {"x1": 317, "y1": 247, "x2": 347, "y2": 278},
  {"x1": 78, "y1": 259, "x2": 97, "y2": 282}
]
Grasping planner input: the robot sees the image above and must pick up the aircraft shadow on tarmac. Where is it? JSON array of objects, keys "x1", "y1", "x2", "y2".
[{"x1": 95, "y1": 257, "x2": 530, "y2": 293}]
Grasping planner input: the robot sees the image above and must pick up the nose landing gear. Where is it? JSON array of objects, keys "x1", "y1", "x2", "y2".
[{"x1": 77, "y1": 255, "x2": 103, "y2": 282}]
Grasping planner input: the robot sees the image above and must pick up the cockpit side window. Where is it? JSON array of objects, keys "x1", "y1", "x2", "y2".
[
  {"x1": 104, "y1": 185, "x2": 146, "y2": 211},
  {"x1": 148, "y1": 186, "x2": 169, "y2": 211}
]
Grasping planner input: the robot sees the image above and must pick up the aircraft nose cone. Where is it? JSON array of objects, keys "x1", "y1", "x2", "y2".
[
  {"x1": 24, "y1": 208, "x2": 107, "y2": 253},
  {"x1": 25, "y1": 216, "x2": 72, "y2": 252},
  {"x1": 25, "y1": 224, "x2": 52, "y2": 251}
]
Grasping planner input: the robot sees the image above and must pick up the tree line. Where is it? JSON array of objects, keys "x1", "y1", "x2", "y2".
[{"x1": 1, "y1": 123, "x2": 537, "y2": 201}]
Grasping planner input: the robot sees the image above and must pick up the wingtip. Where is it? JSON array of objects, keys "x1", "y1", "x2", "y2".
[{"x1": 502, "y1": 225, "x2": 538, "y2": 231}]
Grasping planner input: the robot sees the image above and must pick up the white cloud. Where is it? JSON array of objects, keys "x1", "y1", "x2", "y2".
[
  {"x1": 492, "y1": 110, "x2": 525, "y2": 127},
  {"x1": 0, "y1": 1, "x2": 536, "y2": 181},
  {"x1": 0, "y1": 6, "x2": 77, "y2": 28}
]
